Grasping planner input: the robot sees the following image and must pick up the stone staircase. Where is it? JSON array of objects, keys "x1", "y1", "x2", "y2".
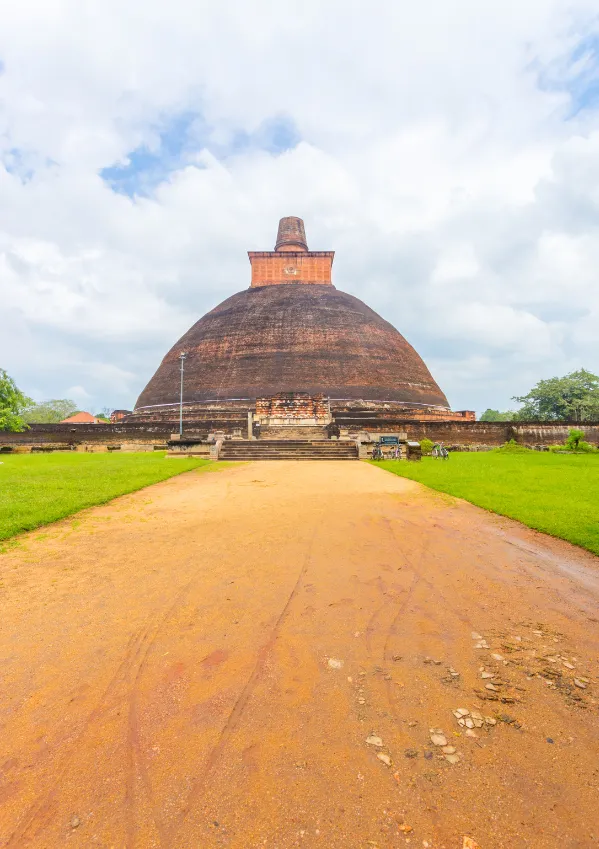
[{"x1": 219, "y1": 439, "x2": 358, "y2": 461}]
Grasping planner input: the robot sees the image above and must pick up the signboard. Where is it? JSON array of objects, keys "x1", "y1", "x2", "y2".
[{"x1": 379, "y1": 436, "x2": 399, "y2": 445}]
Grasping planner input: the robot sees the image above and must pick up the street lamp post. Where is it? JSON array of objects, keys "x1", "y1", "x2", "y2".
[{"x1": 179, "y1": 352, "x2": 187, "y2": 437}]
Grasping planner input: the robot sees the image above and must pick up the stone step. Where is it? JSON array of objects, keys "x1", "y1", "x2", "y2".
[
  {"x1": 229, "y1": 440, "x2": 354, "y2": 446},
  {"x1": 224, "y1": 456, "x2": 357, "y2": 460},
  {"x1": 221, "y1": 455, "x2": 356, "y2": 460},
  {"x1": 222, "y1": 450, "x2": 357, "y2": 456},
  {"x1": 223, "y1": 445, "x2": 355, "y2": 449},
  {"x1": 220, "y1": 439, "x2": 358, "y2": 460},
  {"x1": 222, "y1": 447, "x2": 356, "y2": 453},
  {"x1": 223, "y1": 450, "x2": 355, "y2": 453}
]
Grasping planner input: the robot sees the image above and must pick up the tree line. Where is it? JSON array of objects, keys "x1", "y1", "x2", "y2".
[
  {"x1": 0, "y1": 369, "x2": 110, "y2": 431},
  {"x1": 480, "y1": 369, "x2": 599, "y2": 422}
]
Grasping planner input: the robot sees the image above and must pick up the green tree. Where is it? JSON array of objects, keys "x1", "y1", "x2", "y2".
[
  {"x1": 0, "y1": 369, "x2": 32, "y2": 432},
  {"x1": 22, "y1": 399, "x2": 79, "y2": 423},
  {"x1": 512, "y1": 369, "x2": 599, "y2": 422},
  {"x1": 479, "y1": 409, "x2": 515, "y2": 422},
  {"x1": 94, "y1": 406, "x2": 113, "y2": 422}
]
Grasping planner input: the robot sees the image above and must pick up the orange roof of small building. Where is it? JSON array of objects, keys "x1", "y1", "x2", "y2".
[{"x1": 60, "y1": 411, "x2": 105, "y2": 424}]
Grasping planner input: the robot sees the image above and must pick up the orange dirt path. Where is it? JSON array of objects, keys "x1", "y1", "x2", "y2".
[{"x1": 0, "y1": 461, "x2": 598, "y2": 849}]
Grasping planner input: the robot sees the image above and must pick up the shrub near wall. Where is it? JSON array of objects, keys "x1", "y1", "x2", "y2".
[{"x1": 547, "y1": 428, "x2": 599, "y2": 453}]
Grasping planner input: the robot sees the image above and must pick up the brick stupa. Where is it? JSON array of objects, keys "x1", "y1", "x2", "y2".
[{"x1": 133, "y1": 217, "x2": 458, "y2": 420}]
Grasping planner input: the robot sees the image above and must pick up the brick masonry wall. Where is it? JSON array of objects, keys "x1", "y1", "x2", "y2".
[
  {"x1": 511, "y1": 423, "x2": 599, "y2": 446},
  {"x1": 256, "y1": 393, "x2": 329, "y2": 421},
  {"x1": 248, "y1": 252, "x2": 334, "y2": 287},
  {"x1": 340, "y1": 420, "x2": 599, "y2": 446},
  {"x1": 127, "y1": 405, "x2": 248, "y2": 426},
  {"x1": 361, "y1": 421, "x2": 511, "y2": 444},
  {"x1": 3, "y1": 420, "x2": 598, "y2": 449},
  {"x1": 1, "y1": 420, "x2": 240, "y2": 448},
  {"x1": 332, "y1": 404, "x2": 475, "y2": 422}
]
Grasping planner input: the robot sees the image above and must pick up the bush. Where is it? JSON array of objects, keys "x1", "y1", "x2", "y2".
[
  {"x1": 420, "y1": 438, "x2": 435, "y2": 455},
  {"x1": 549, "y1": 439, "x2": 597, "y2": 453},
  {"x1": 566, "y1": 428, "x2": 585, "y2": 451},
  {"x1": 493, "y1": 439, "x2": 531, "y2": 454}
]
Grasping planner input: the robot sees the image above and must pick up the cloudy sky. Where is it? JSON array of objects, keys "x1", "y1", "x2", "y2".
[{"x1": 1, "y1": 1, "x2": 598, "y2": 416}]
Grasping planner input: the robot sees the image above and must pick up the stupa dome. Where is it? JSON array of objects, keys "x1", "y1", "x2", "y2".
[{"x1": 134, "y1": 218, "x2": 450, "y2": 414}]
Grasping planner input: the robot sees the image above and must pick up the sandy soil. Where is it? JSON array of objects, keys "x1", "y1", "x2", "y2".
[{"x1": 0, "y1": 460, "x2": 598, "y2": 849}]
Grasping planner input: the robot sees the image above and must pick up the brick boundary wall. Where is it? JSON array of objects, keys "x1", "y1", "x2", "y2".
[
  {"x1": 340, "y1": 420, "x2": 599, "y2": 446},
  {"x1": 510, "y1": 422, "x2": 599, "y2": 446},
  {"x1": 2, "y1": 420, "x2": 598, "y2": 450},
  {"x1": 0, "y1": 421, "x2": 237, "y2": 448}
]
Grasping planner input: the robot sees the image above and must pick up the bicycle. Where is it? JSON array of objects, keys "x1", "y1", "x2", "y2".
[
  {"x1": 372, "y1": 443, "x2": 384, "y2": 460},
  {"x1": 432, "y1": 442, "x2": 449, "y2": 459}
]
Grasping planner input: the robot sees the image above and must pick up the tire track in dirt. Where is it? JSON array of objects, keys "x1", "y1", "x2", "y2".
[
  {"x1": 124, "y1": 622, "x2": 170, "y2": 849},
  {"x1": 119, "y1": 574, "x2": 209, "y2": 849},
  {"x1": 384, "y1": 512, "x2": 506, "y2": 633},
  {"x1": 369, "y1": 511, "x2": 498, "y2": 719},
  {"x1": 5, "y1": 628, "x2": 146, "y2": 847},
  {"x1": 166, "y1": 518, "x2": 322, "y2": 847},
  {"x1": 6, "y1": 577, "x2": 197, "y2": 849},
  {"x1": 378, "y1": 518, "x2": 429, "y2": 715},
  {"x1": 351, "y1": 512, "x2": 429, "y2": 723}
]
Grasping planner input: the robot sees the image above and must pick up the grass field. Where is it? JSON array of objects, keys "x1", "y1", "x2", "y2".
[
  {"x1": 374, "y1": 452, "x2": 599, "y2": 556},
  {"x1": 0, "y1": 452, "x2": 210, "y2": 543}
]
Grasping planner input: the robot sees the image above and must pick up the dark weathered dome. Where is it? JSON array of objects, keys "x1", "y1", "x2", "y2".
[{"x1": 134, "y1": 283, "x2": 449, "y2": 411}]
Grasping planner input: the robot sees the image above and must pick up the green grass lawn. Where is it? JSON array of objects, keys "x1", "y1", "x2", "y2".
[
  {"x1": 374, "y1": 452, "x2": 599, "y2": 556},
  {"x1": 0, "y1": 452, "x2": 211, "y2": 542}
]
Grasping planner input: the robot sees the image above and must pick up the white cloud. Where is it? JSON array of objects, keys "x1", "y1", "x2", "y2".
[
  {"x1": 0, "y1": 0, "x2": 598, "y2": 414},
  {"x1": 65, "y1": 385, "x2": 90, "y2": 401}
]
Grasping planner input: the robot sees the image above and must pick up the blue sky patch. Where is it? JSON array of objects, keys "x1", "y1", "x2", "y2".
[
  {"x1": 535, "y1": 31, "x2": 599, "y2": 117},
  {"x1": 101, "y1": 111, "x2": 301, "y2": 197},
  {"x1": 3, "y1": 148, "x2": 35, "y2": 183},
  {"x1": 101, "y1": 111, "x2": 203, "y2": 196},
  {"x1": 232, "y1": 114, "x2": 301, "y2": 156},
  {"x1": 567, "y1": 34, "x2": 599, "y2": 115}
]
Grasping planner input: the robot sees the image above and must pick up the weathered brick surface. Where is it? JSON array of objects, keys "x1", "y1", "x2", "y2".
[
  {"x1": 337, "y1": 420, "x2": 599, "y2": 446},
  {"x1": 332, "y1": 402, "x2": 475, "y2": 422},
  {"x1": 127, "y1": 404, "x2": 248, "y2": 426},
  {"x1": 249, "y1": 252, "x2": 334, "y2": 287},
  {"x1": 0, "y1": 419, "x2": 242, "y2": 449},
  {"x1": 2, "y1": 420, "x2": 597, "y2": 450},
  {"x1": 511, "y1": 422, "x2": 599, "y2": 446},
  {"x1": 274, "y1": 216, "x2": 308, "y2": 251},
  {"x1": 1, "y1": 423, "x2": 173, "y2": 442},
  {"x1": 134, "y1": 284, "x2": 451, "y2": 412},
  {"x1": 256, "y1": 393, "x2": 330, "y2": 422}
]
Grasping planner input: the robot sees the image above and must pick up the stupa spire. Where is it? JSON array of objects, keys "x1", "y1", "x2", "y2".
[
  {"x1": 249, "y1": 215, "x2": 333, "y2": 287},
  {"x1": 275, "y1": 216, "x2": 308, "y2": 252}
]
